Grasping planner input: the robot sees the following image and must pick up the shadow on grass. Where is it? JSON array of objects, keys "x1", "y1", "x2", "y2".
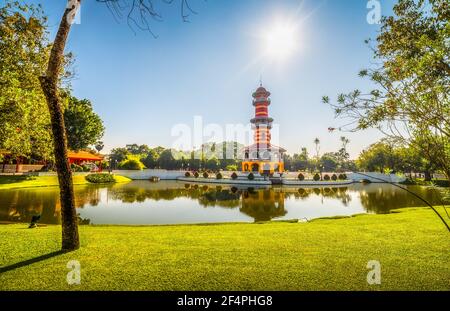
[{"x1": 0, "y1": 250, "x2": 65, "y2": 274}]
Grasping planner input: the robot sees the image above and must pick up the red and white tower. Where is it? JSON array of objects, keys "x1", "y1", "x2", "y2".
[{"x1": 242, "y1": 84, "x2": 286, "y2": 174}]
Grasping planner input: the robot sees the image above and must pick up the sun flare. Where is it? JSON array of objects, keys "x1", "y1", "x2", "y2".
[{"x1": 264, "y1": 22, "x2": 299, "y2": 61}]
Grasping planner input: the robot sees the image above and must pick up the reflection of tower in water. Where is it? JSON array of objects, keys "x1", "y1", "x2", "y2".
[{"x1": 240, "y1": 188, "x2": 286, "y2": 222}]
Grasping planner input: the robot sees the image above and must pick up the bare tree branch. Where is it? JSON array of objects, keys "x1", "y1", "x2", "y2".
[{"x1": 96, "y1": 0, "x2": 199, "y2": 37}]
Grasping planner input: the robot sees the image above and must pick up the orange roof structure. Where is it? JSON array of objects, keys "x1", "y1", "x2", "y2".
[{"x1": 67, "y1": 151, "x2": 103, "y2": 161}]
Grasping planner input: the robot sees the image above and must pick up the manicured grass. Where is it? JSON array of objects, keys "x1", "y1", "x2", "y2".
[
  {"x1": 0, "y1": 207, "x2": 449, "y2": 290},
  {"x1": 0, "y1": 174, "x2": 131, "y2": 190}
]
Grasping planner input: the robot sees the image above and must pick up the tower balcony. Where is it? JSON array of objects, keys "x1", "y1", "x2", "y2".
[
  {"x1": 253, "y1": 98, "x2": 271, "y2": 106},
  {"x1": 250, "y1": 117, "x2": 274, "y2": 125}
]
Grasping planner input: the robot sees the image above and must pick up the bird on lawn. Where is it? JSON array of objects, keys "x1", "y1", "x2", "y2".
[{"x1": 28, "y1": 214, "x2": 41, "y2": 228}]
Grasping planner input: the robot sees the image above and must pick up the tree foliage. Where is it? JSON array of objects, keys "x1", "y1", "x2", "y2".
[
  {"x1": 0, "y1": 1, "x2": 53, "y2": 161},
  {"x1": 324, "y1": 0, "x2": 450, "y2": 179},
  {"x1": 64, "y1": 96, "x2": 105, "y2": 151}
]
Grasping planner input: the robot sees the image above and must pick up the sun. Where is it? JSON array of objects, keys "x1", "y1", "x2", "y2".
[{"x1": 264, "y1": 22, "x2": 299, "y2": 61}]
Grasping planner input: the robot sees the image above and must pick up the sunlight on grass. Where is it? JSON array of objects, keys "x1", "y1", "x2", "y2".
[
  {"x1": 0, "y1": 174, "x2": 131, "y2": 190},
  {"x1": 0, "y1": 207, "x2": 448, "y2": 291}
]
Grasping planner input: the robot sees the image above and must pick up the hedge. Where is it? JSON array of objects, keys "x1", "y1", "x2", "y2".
[{"x1": 85, "y1": 173, "x2": 115, "y2": 184}]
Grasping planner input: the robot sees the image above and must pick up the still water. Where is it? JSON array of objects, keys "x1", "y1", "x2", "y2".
[{"x1": 0, "y1": 181, "x2": 445, "y2": 225}]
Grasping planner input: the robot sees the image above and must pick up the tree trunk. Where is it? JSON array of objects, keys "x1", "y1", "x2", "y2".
[
  {"x1": 40, "y1": 1, "x2": 80, "y2": 251},
  {"x1": 424, "y1": 170, "x2": 432, "y2": 182}
]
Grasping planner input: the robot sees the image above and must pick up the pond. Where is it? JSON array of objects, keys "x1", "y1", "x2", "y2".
[{"x1": 0, "y1": 181, "x2": 445, "y2": 225}]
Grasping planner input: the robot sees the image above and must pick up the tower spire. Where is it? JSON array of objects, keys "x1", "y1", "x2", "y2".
[{"x1": 259, "y1": 75, "x2": 263, "y2": 87}]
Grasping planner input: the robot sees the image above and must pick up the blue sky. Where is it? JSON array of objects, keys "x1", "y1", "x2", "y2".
[{"x1": 30, "y1": 0, "x2": 396, "y2": 158}]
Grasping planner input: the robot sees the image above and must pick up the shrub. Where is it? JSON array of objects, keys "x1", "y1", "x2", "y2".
[
  {"x1": 86, "y1": 173, "x2": 115, "y2": 184},
  {"x1": 331, "y1": 174, "x2": 338, "y2": 181},
  {"x1": 194, "y1": 171, "x2": 199, "y2": 178},
  {"x1": 226, "y1": 164, "x2": 238, "y2": 171},
  {"x1": 216, "y1": 172, "x2": 223, "y2": 180},
  {"x1": 185, "y1": 172, "x2": 191, "y2": 177},
  {"x1": 231, "y1": 172, "x2": 238, "y2": 180},
  {"x1": 298, "y1": 173, "x2": 305, "y2": 181},
  {"x1": 203, "y1": 172, "x2": 209, "y2": 178},
  {"x1": 118, "y1": 159, "x2": 143, "y2": 170},
  {"x1": 324, "y1": 174, "x2": 331, "y2": 181},
  {"x1": 313, "y1": 173, "x2": 320, "y2": 181},
  {"x1": 81, "y1": 165, "x2": 91, "y2": 172},
  {"x1": 338, "y1": 173, "x2": 348, "y2": 180},
  {"x1": 248, "y1": 173, "x2": 255, "y2": 180}
]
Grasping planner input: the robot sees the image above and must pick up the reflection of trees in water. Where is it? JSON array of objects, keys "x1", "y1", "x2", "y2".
[
  {"x1": 0, "y1": 186, "x2": 102, "y2": 224},
  {"x1": 198, "y1": 189, "x2": 241, "y2": 208},
  {"x1": 357, "y1": 184, "x2": 444, "y2": 213},
  {"x1": 283, "y1": 187, "x2": 351, "y2": 206},
  {"x1": 0, "y1": 188, "x2": 60, "y2": 224},
  {"x1": 108, "y1": 185, "x2": 199, "y2": 203},
  {"x1": 1, "y1": 182, "x2": 445, "y2": 224},
  {"x1": 108, "y1": 184, "x2": 242, "y2": 208},
  {"x1": 108, "y1": 184, "x2": 287, "y2": 221}
]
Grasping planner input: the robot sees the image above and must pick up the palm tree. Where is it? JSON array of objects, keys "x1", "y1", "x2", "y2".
[
  {"x1": 340, "y1": 136, "x2": 350, "y2": 151},
  {"x1": 314, "y1": 138, "x2": 320, "y2": 159},
  {"x1": 339, "y1": 136, "x2": 350, "y2": 170},
  {"x1": 314, "y1": 138, "x2": 321, "y2": 176}
]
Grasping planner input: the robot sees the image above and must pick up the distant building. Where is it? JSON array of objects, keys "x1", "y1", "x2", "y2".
[
  {"x1": 242, "y1": 85, "x2": 286, "y2": 174},
  {"x1": 0, "y1": 150, "x2": 103, "y2": 173}
]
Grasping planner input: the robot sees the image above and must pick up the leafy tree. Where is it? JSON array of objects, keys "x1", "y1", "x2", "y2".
[
  {"x1": 64, "y1": 96, "x2": 104, "y2": 151},
  {"x1": 119, "y1": 158, "x2": 143, "y2": 170},
  {"x1": 357, "y1": 141, "x2": 399, "y2": 173},
  {"x1": 110, "y1": 148, "x2": 129, "y2": 164},
  {"x1": 158, "y1": 149, "x2": 176, "y2": 170},
  {"x1": 205, "y1": 156, "x2": 219, "y2": 171},
  {"x1": 291, "y1": 147, "x2": 310, "y2": 171},
  {"x1": 324, "y1": 0, "x2": 450, "y2": 181},
  {"x1": 142, "y1": 149, "x2": 158, "y2": 169},
  {"x1": 0, "y1": 1, "x2": 53, "y2": 162},
  {"x1": 125, "y1": 143, "x2": 151, "y2": 155},
  {"x1": 320, "y1": 153, "x2": 339, "y2": 172}
]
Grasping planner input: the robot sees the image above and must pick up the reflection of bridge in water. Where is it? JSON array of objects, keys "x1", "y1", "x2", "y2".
[{"x1": 0, "y1": 181, "x2": 445, "y2": 224}]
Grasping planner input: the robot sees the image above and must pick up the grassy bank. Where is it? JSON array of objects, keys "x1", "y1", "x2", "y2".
[
  {"x1": 0, "y1": 174, "x2": 131, "y2": 190},
  {"x1": 0, "y1": 207, "x2": 449, "y2": 291}
]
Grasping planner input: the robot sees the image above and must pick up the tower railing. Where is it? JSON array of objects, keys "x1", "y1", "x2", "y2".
[{"x1": 253, "y1": 98, "x2": 271, "y2": 104}]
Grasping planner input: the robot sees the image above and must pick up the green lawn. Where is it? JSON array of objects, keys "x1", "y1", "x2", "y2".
[
  {"x1": 0, "y1": 174, "x2": 131, "y2": 190},
  {"x1": 0, "y1": 207, "x2": 449, "y2": 291}
]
